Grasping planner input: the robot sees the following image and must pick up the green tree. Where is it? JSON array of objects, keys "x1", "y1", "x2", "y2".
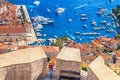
[{"x1": 51, "y1": 36, "x2": 68, "y2": 49}]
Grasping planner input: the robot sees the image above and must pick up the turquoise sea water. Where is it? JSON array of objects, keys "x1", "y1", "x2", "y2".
[{"x1": 9, "y1": 0, "x2": 120, "y2": 45}]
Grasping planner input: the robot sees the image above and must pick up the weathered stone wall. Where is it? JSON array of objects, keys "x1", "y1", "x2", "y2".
[
  {"x1": 54, "y1": 59, "x2": 81, "y2": 79},
  {"x1": 87, "y1": 68, "x2": 99, "y2": 80},
  {"x1": 0, "y1": 59, "x2": 45, "y2": 80},
  {"x1": 38, "y1": 58, "x2": 49, "y2": 78}
]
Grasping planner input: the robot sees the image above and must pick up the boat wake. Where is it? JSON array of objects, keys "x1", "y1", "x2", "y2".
[
  {"x1": 47, "y1": 8, "x2": 52, "y2": 12},
  {"x1": 65, "y1": 31, "x2": 75, "y2": 40},
  {"x1": 74, "y1": 4, "x2": 88, "y2": 10}
]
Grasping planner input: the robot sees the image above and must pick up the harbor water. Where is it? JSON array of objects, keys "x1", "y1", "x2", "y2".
[{"x1": 9, "y1": 0, "x2": 120, "y2": 45}]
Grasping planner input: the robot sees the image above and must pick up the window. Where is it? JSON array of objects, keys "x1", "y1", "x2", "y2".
[
  {"x1": 4, "y1": 39, "x2": 6, "y2": 42},
  {"x1": 10, "y1": 39, "x2": 12, "y2": 42},
  {"x1": 7, "y1": 34, "x2": 9, "y2": 36}
]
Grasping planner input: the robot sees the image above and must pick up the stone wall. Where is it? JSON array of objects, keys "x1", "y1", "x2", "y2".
[
  {"x1": 0, "y1": 59, "x2": 45, "y2": 80},
  {"x1": 54, "y1": 59, "x2": 81, "y2": 79},
  {"x1": 87, "y1": 68, "x2": 99, "y2": 80},
  {"x1": 38, "y1": 58, "x2": 49, "y2": 78}
]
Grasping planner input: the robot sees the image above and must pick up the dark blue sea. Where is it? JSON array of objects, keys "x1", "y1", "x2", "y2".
[{"x1": 9, "y1": 0, "x2": 120, "y2": 45}]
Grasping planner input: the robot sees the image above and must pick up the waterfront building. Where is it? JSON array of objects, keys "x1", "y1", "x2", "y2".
[{"x1": 0, "y1": 2, "x2": 36, "y2": 46}]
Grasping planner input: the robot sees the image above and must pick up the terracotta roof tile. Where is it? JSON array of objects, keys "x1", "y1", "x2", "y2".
[
  {"x1": 115, "y1": 51, "x2": 120, "y2": 57},
  {"x1": 0, "y1": 28, "x2": 26, "y2": 33}
]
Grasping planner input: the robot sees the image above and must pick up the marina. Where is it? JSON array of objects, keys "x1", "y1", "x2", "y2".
[{"x1": 9, "y1": 0, "x2": 120, "y2": 45}]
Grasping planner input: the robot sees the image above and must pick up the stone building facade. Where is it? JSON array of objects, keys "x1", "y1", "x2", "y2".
[
  {"x1": 88, "y1": 56, "x2": 120, "y2": 80},
  {"x1": 0, "y1": 2, "x2": 36, "y2": 45},
  {"x1": 54, "y1": 46, "x2": 81, "y2": 79},
  {"x1": 0, "y1": 47, "x2": 47, "y2": 80}
]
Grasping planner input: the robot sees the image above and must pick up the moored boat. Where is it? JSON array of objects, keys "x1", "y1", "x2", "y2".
[
  {"x1": 55, "y1": 7, "x2": 65, "y2": 14},
  {"x1": 80, "y1": 17, "x2": 88, "y2": 20},
  {"x1": 83, "y1": 24, "x2": 87, "y2": 28},
  {"x1": 74, "y1": 32, "x2": 80, "y2": 35},
  {"x1": 90, "y1": 19, "x2": 97, "y2": 26}
]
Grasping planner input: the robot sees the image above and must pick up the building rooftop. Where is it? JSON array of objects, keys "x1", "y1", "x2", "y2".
[
  {"x1": 0, "y1": 28, "x2": 26, "y2": 33},
  {"x1": 89, "y1": 56, "x2": 120, "y2": 80},
  {"x1": 41, "y1": 46, "x2": 59, "y2": 53},
  {"x1": 0, "y1": 47, "x2": 46, "y2": 68},
  {"x1": 66, "y1": 40, "x2": 81, "y2": 49},
  {"x1": 115, "y1": 51, "x2": 120, "y2": 57},
  {"x1": 0, "y1": 2, "x2": 29, "y2": 34},
  {"x1": 57, "y1": 46, "x2": 81, "y2": 62}
]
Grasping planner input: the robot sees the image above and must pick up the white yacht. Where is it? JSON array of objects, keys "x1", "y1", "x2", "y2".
[
  {"x1": 106, "y1": 23, "x2": 111, "y2": 27},
  {"x1": 55, "y1": 8, "x2": 65, "y2": 14},
  {"x1": 74, "y1": 32, "x2": 80, "y2": 35},
  {"x1": 93, "y1": 26, "x2": 105, "y2": 30},
  {"x1": 100, "y1": 20, "x2": 106, "y2": 24},
  {"x1": 106, "y1": 28, "x2": 114, "y2": 33},
  {"x1": 80, "y1": 14, "x2": 87, "y2": 17},
  {"x1": 96, "y1": 8, "x2": 107, "y2": 15},
  {"x1": 80, "y1": 17, "x2": 88, "y2": 20},
  {"x1": 90, "y1": 19, "x2": 97, "y2": 26},
  {"x1": 32, "y1": 16, "x2": 54, "y2": 25},
  {"x1": 83, "y1": 24, "x2": 87, "y2": 28},
  {"x1": 36, "y1": 32, "x2": 42, "y2": 37}
]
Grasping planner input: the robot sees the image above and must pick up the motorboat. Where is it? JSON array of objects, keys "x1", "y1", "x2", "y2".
[
  {"x1": 106, "y1": 28, "x2": 114, "y2": 33},
  {"x1": 68, "y1": 18, "x2": 72, "y2": 22},
  {"x1": 93, "y1": 26, "x2": 105, "y2": 30},
  {"x1": 109, "y1": 0, "x2": 114, "y2": 2},
  {"x1": 80, "y1": 14, "x2": 87, "y2": 17},
  {"x1": 90, "y1": 19, "x2": 97, "y2": 26},
  {"x1": 55, "y1": 7, "x2": 65, "y2": 14},
  {"x1": 80, "y1": 17, "x2": 88, "y2": 20},
  {"x1": 100, "y1": 20, "x2": 106, "y2": 24},
  {"x1": 96, "y1": 11, "x2": 102, "y2": 15},
  {"x1": 96, "y1": 8, "x2": 107, "y2": 15},
  {"x1": 31, "y1": 16, "x2": 54, "y2": 25},
  {"x1": 82, "y1": 32, "x2": 101, "y2": 36},
  {"x1": 36, "y1": 32, "x2": 42, "y2": 36},
  {"x1": 74, "y1": 32, "x2": 80, "y2": 35},
  {"x1": 83, "y1": 24, "x2": 87, "y2": 28},
  {"x1": 106, "y1": 23, "x2": 111, "y2": 27}
]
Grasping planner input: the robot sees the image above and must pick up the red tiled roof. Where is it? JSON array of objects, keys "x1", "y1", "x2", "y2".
[
  {"x1": 66, "y1": 40, "x2": 81, "y2": 49},
  {"x1": 92, "y1": 39, "x2": 102, "y2": 45},
  {"x1": 17, "y1": 46, "x2": 34, "y2": 50},
  {"x1": 0, "y1": 2, "x2": 28, "y2": 34},
  {"x1": 115, "y1": 51, "x2": 120, "y2": 57},
  {"x1": 0, "y1": 28, "x2": 26, "y2": 33}
]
